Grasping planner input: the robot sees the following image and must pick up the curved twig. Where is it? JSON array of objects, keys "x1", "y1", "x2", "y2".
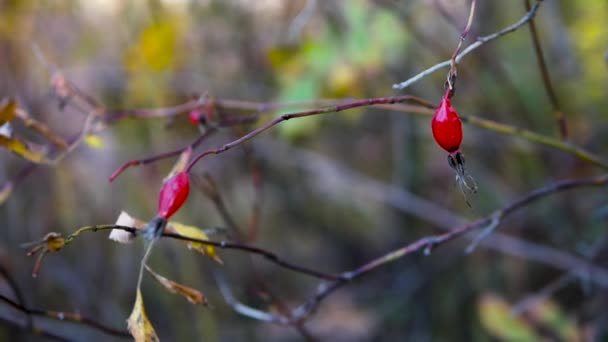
[{"x1": 393, "y1": 0, "x2": 542, "y2": 89}]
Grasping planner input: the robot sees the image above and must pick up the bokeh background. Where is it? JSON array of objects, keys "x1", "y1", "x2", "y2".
[{"x1": 1, "y1": 0, "x2": 607, "y2": 340}]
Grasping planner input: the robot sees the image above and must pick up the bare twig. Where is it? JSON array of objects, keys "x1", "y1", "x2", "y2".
[
  {"x1": 0, "y1": 264, "x2": 31, "y2": 329},
  {"x1": 393, "y1": 0, "x2": 542, "y2": 89},
  {"x1": 0, "y1": 318, "x2": 68, "y2": 341},
  {"x1": 375, "y1": 103, "x2": 608, "y2": 169},
  {"x1": 448, "y1": 0, "x2": 477, "y2": 82},
  {"x1": 0, "y1": 294, "x2": 130, "y2": 338},
  {"x1": 185, "y1": 95, "x2": 436, "y2": 173},
  {"x1": 523, "y1": 0, "x2": 567, "y2": 139},
  {"x1": 257, "y1": 140, "x2": 608, "y2": 286},
  {"x1": 288, "y1": 173, "x2": 608, "y2": 321},
  {"x1": 27, "y1": 224, "x2": 342, "y2": 282},
  {"x1": 109, "y1": 129, "x2": 216, "y2": 182}
]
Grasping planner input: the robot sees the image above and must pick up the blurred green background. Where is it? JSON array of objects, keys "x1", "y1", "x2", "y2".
[{"x1": 0, "y1": 0, "x2": 607, "y2": 341}]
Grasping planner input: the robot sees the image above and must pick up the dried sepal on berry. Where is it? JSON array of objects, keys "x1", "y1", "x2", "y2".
[{"x1": 22, "y1": 232, "x2": 66, "y2": 277}]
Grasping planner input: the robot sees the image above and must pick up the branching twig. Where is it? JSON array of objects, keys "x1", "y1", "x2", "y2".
[
  {"x1": 109, "y1": 129, "x2": 216, "y2": 182},
  {"x1": 288, "y1": 173, "x2": 608, "y2": 322},
  {"x1": 393, "y1": 0, "x2": 542, "y2": 89},
  {"x1": 184, "y1": 95, "x2": 435, "y2": 173},
  {"x1": 26, "y1": 224, "x2": 342, "y2": 282}
]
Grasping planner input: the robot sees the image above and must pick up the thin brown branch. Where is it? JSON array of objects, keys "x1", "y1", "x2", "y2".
[
  {"x1": 27, "y1": 224, "x2": 341, "y2": 282},
  {"x1": 449, "y1": 0, "x2": 477, "y2": 79},
  {"x1": 0, "y1": 318, "x2": 68, "y2": 341},
  {"x1": 393, "y1": 0, "x2": 542, "y2": 89},
  {"x1": 256, "y1": 139, "x2": 608, "y2": 286},
  {"x1": 0, "y1": 264, "x2": 31, "y2": 329},
  {"x1": 185, "y1": 95, "x2": 435, "y2": 173},
  {"x1": 289, "y1": 173, "x2": 608, "y2": 322},
  {"x1": 0, "y1": 294, "x2": 130, "y2": 338},
  {"x1": 524, "y1": 0, "x2": 567, "y2": 139},
  {"x1": 109, "y1": 129, "x2": 216, "y2": 182}
]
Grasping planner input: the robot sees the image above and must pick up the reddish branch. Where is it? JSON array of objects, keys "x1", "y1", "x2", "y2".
[
  {"x1": 185, "y1": 95, "x2": 435, "y2": 173},
  {"x1": 109, "y1": 129, "x2": 217, "y2": 182}
]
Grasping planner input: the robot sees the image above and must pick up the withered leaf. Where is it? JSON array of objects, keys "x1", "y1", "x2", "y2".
[
  {"x1": 167, "y1": 222, "x2": 222, "y2": 264},
  {"x1": 145, "y1": 265, "x2": 207, "y2": 305},
  {"x1": 0, "y1": 136, "x2": 45, "y2": 163},
  {"x1": 0, "y1": 99, "x2": 16, "y2": 125},
  {"x1": 127, "y1": 289, "x2": 159, "y2": 342}
]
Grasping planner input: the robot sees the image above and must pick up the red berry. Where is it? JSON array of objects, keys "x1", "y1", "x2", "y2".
[
  {"x1": 431, "y1": 92, "x2": 462, "y2": 153},
  {"x1": 158, "y1": 171, "x2": 190, "y2": 219},
  {"x1": 188, "y1": 110, "x2": 201, "y2": 126}
]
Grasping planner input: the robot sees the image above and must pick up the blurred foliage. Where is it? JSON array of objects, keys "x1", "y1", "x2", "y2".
[{"x1": 0, "y1": 0, "x2": 607, "y2": 341}]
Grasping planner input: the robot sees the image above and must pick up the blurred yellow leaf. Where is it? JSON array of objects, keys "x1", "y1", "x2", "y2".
[
  {"x1": 527, "y1": 300, "x2": 580, "y2": 341},
  {"x1": 0, "y1": 183, "x2": 12, "y2": 205},
  {"x1": 0, "y1": 99, "x2": 16, "y2": 125},
  {"x1": 84, "y1": 134, "x2": 104, "y2": 149},
  {"x1": 167, "y1": 222, "x2": 222, "y2": 264},
  {"x1": 0, "y1": 136, "x2": 45, "y2": 163},
  {"x1": 127, "y1": 289, "x2": 159, "y2": 342},
  {"x1": 478, "y1": 294, "x2": 538, "y2": 342},
  {"x1": 126, "y1": 20, "x2": 179, "y2": 72},
  {"x1": 145, "y1": 265, "x2": 207, "y2": 305},
  {"x1": 164, "y1": 147, "x2": 192, "y2": 181}
]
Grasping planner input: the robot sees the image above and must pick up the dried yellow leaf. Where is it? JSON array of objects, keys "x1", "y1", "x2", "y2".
[
  {"x1": 0, "y1": 136, "x2": 45, "y2": 163},
  {"x1": 127, "y1": 289, "x2": 159, "y2": 342},
  {"x1": 145, "y1": 266, "x2": 206, "y2": 305},
  {"x1": 0, "y1": 99, "x2": 16, "y2": 125},
  {"x1": 167, "y1": 222, "x2": 223, "y2": 264},
  {"x1": 0, "y1": 183, "x2": 12, "y2": 206},
  {"x1": 84, "y1": 134, "x2": 104, "y2": 149}
]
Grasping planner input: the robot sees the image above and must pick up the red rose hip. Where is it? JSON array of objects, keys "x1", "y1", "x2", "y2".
[
  {"x1": 431, "y1": 91, "x2": 462, "y2": 153},
  {"x1": 158, "y1": 171, "x2": 190, "y2": 220}
]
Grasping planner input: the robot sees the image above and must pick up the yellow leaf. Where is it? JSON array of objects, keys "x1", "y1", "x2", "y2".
[
  {"x1": 0, "y1": 99, "x2": 16, "y2": 125},
  {"x1": 478, "y1": 294, "x2": 538, "y2": 342},
  {"x1": 167, "y1": 222, "x2": 223, "y2": 264},
  {"x1": 84, "y1": 134, "x2": 104, "y2": 149},
  {"x1": 145, "y1": 266, "x2": 206, "y2": 305},
  {"x1": 0, "y1": 136, "x2": 45, "y2": 163},
  {"x1": 164, "y1": 147, "x2": 192, "y2": 181},
  {"x1": 127, "y1": 289, "x2": 159, "y2": 342},
  {"x1": 0, "y1": 182, "x2": 12, "y2": 205}
]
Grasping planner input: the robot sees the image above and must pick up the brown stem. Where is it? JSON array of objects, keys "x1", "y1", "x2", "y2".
[
  {"x1": 524, "y1": 0, "x2": 567, "y2": 139},
  {"x1": 185, "y1": 96, "x2": 435, "y2": 173},
  {"x1": 0, "y1": 294, "x2": 130, "y2": 338}
]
